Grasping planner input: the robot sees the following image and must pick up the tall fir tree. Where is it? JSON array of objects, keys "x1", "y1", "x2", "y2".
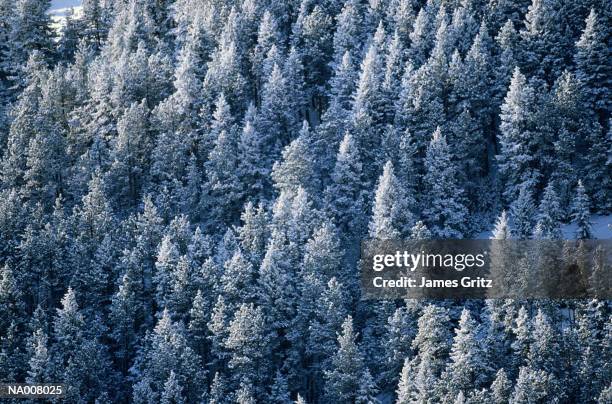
[
  {"x1": 325, "y1": 132, "x2": 368, "y2": 238},
  {"x1": 574, "y1": 9, "x2": 610, "y2": 123},
  {"x1": 422, "y1": 128, "x2": 469, "y2": 238},
  {"x1": 535, "y1": 182, "x2": 563, "y2": 239},
  {"x1": 497, "y1": 68, "x2": 540, "y2": 204},
  {"x1": 368, "y1": 161, "x2": 415, "y2": 239},
  {"x1": 572, "y1": 180, "x2": 593, "y2": 239},
  {"x1": 225, "y1": 303, "x2": 271, "y2": 397},
  {"x1": 351, "y1": 41, "x2": 386, "y2": 174},
  {"x1": 324, "y1": 316, "x2": 365, "y2": 403},
  {"x1": 441, "y1": 309, "x2": 489, "y2": 400}
]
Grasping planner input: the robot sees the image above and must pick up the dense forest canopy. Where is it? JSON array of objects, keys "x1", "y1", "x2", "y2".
[{"x1": 0, "y1": 0, "x2": 610, "y2": 403}]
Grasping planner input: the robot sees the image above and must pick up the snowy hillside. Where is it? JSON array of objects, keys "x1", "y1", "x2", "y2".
[
  {"x1": 478, "y1": 215, "x2": 612, "y2": 239},
  {"x1": 49, "y1": 0, "x2": 82, "y2": 31},
  {"x1": 0, "y1": 0, "x2": 610, "y2": 403}
]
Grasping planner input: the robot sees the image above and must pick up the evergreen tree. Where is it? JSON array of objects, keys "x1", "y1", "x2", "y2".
[
  {"x1": 511, "y1": 306, "x2": 532, "y2": 366},
  {"x1": 535, "y1": 182, "x2": 563, "y2": 239},
  {"x1": 494, "y1": 20, "x2": 519, "y2": 105},
  {"x1": 256, "y1": 64, "x2": 292, "y2": 161},
  {"x1": 423, "y1": 128, "x2": 469, "y2": 238},
  {"x1": 369, "y1": 161, "x2": 415, "y2": 239},
  {"x1": 583, "y1": 121, "x2": 611, "y2": 212},
  {"x1": 408, "y1": 5, "x2": 435, "y2": 66},
  {"x1": 407, "y1": 304, "x2": 452, "y2": 403},
  {"x1": 110, "y1": 271, "x2": 139, "y2": 374},
  {"x1": 160, "y1": 371, "x2": 185, "y2": 404},
  {"x1": 528, "y1": 310, "x2": 561, "y2": 376},
  {"x1": 0, "y1": 264, "x2": 25, "y2": 336},
  {"x1": 238, "y1": 107, "x2": 271, "y2": 202},
  {"x1": 448, "y1": 24, "x2": 493, "y2": 204},
  {"x1": 271, "y1": 131, "x2": 317, "y2": 194},
  {"x1": 269, "y1": 370, "x2": 292, "y2": 404},
  {"x1": 52, "y1": 288, "x2": 113, "y2": 402},
  {"x1": 225, "y1": 303, "x2": 271, "y2": 393},
  {"x1": 235, "y1": 380, "x2": 257, "y2": 404},
  {"x1": 511, "y1": 366, "x2": 557, "y2": 403},
  {"x1": 257, "y1": 230, "x2": 298, "y2": 354},
  {"x1": 207, "y1": 296, "x2": 230, "y2": 373},
  {"x1": 324, "y1": 316, "x2": 365, "y2": 403},
  {"x1": 237, "y1": 201, "x2": 269, "y2": 262},
  {"x1": 0, "y1": 0, "x2": 610, "y2": 402},
  {"x1": 396, "y1": 357, "x2": 412, "y2": 404},
  {"x1": 383, "y1": 302, "x2": 419, "y2": 386},
  {"x1": 26, "y1": 328, "x2": 50, "y2": 384},
  {"x1": 23, "y1": 86, "x2": 67, "y2": 204},
  {"x1": 132, "y1": 378, "x2": 158, "y2": 404},
  {"x1": 497, "y1": 68, "x2": 540, "y2": 204},
  {"x1": 388, "y1": 128, "x2": 418, "y2": 196},
  {"x1": 131, "y1": 309, "x2": 205, "y2": 402},
  {"x1": 410, "y1": 221, "x2": 432, "y2": 239},
  {"x1": 3, "y1": 0, "x2": 54, "y2": 89},
  {"x1": 302, "y1": 224, "x2": 343, "y2": 282},
  {"x1": 204, "y1": 121, "x2": 243, "y2": 226},
  {"x1": 388, "y1": 0, "x2": 415, "y2": 44},
  {"x1": 201, "y1": 37, "x2": 248, "y2": 116},
  {"x1": 572, "y1": 180, "x2": 593, "y2": 239},
  {"x1": 351, "y1": 41, "x2": 386, "y2": 173},
  {"x1": 187, "y1": 289, "x2": 209, "y2": 355},
  {"x1": 284, "y1": 47, "x2": 307, "y2": 129},
  {"x1": 574, "y1": 9, "x2": 610, "y2": 122},
  {"x1": 251, "y1": 11, "x2": 280, "y2": 99},
  {"x1": 52, "y1": 288, "x2": 84, "y2": 359},
  {"x1": 395, "y1": 57, "x2": 446, "y2": 176},
  {"x1": 332, "y1": 0, "x2": 363, "y2": 65},
  {"x1": 220, "y1": 249, "x2": 257, "y2": 310},
  {"x1": 382, "y1": 30, "x2": 405, "y2": 121},
  {"x1": 107, "y1": 100, "x2": 150, "y2": 207},
  {"x1": 442, "y1": 309, "x2": 489, "y2": 399},
  {"x1": 493, "y1": 210, "x2": 513, "y2": 240},
  {"x1": 208, "y1": 372, "x2": 230, "y2": 404},
  {"x1": 519, "y1": 0, "x2": 569, "y2": 82},
  {"x1": 511, "y1": 184, "x2": 536, "y2": 239},
  {"x1": 293, "y1": 4, "x2": 333, "y2": 113},
  {"x1": 450, "y1": 1, "x2": 479, "y2": 54},
  {"x1": 598, "y1": 384, "x2": 612, "y2": 404},
  {"x1": 325, "y1": 132, "x2": 368, "y2": 237},
  {"x1": 79, "y1": 0, "x2": 111, "y2": 50},
  {"x1": 486, "y1": 0, "x2": 525, "y2": 32},
  {"x1": 316, "y1": 51, "x2": 357, "y2": 177},
  {"x1": 153, "y1": 234, "x2": 180, "y2": 310},
  {"x1": 1, "y1": 53, "x2": 46, "y2": 190},
  {"x1": 491, "y1": 368, "x2": 512, "y2": 404},
  {"x1": 356, "y1": 368, "x2": 380, "y2": 404},
  {"x1": 307, "y1": 276, "x2": 350, "y2": 372},
  {"x1": 548, "y1": 71, "x2": 594, "y2": 209}
]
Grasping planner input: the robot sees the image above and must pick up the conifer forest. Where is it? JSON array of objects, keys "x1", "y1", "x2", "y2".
[{"x1": 0, "y1": 0, "x2": 611, "y2": 402}]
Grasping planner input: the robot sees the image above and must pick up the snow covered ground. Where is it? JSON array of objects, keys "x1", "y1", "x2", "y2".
[
  {"x1": 51, "y1": 0, "x2": 82, "y2": 12},
  {"x1": 477, "y1": 215, "x2": 611, "y2": 239},
  {"x1": 49, "y1": 1, "x2": 82, "y2": 32}
]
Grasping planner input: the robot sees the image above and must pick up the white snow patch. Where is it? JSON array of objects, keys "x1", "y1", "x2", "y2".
[
  {"x1": 49, "y1": 6, "x2": 83, "y2": 33},
  {"x1": 476, "y1": 215, "x2": 611, "y2": 239},
  {"x1": 51, "y1": 0, "x2": 82, "y2": 11}
]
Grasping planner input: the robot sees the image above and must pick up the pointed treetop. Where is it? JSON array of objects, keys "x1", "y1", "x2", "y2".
[{"x1": 492, "y1": 210, "x2": 512, "y2": 240}]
